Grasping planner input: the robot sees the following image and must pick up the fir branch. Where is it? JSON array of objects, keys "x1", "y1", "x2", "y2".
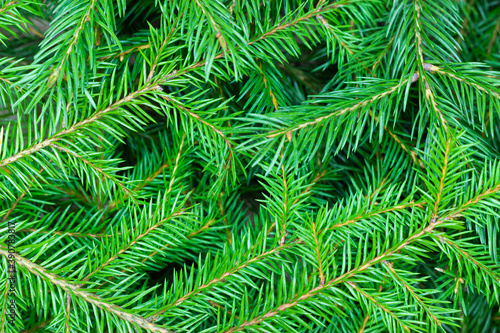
[
  {"x1": 5, "y1": 1, "x2": 500, "y2": 331},
  {"x1": 311, "y1": 221, "x2": 325, "y2": 286},
  {"x1": 81, "y1": 209, "x2": 185, "y2": 282},
  {"x1": 99, "y1": 216, "x2": 214, "y2": 288},
  {"x1": 432, "y1": 65, "x2": 500, "y2": 100},
  {"x1": 134, "y1": 0, "x2": 351, "y2": 86},
  {"x1": 146, "y1": 239, "x2": 300, "y2": 319},
  {"x1": 447, "y1": 182, "x2": 500, "y2": 219},
  {"x1": 50, "y1": 144, "x2": 137, "y2": 203},
  {"x1": 0, "y1": 249, "x2": 173, "y2": 333},
  {"x1": 328, "y1": 201, "x2": 418, "y2": 230},
  {"x1": 220, "y1": 217, "x2": 448, "y2": 332},
  {"x1": 414, "y1": 0, "x2": 447, "y2": 128},
  {"x1": 139, "y1": 216, "x2": 216, "y2": 267},
  {"x1": 0, "y1": 79, "x2": 164, "y2": 169},
  {"x1": 383, "y1": 261, "x2": 441, "y2": 326},
  {"x1": 47, "y1": 0, "x2": 99, "y2": 86},
  {"x1": 347, "y1": 281, "x2": 411, "y2": 333},
  {"x1": 435, "y1": 234, "x2": 500, "y2": 283},
  {"x1": 162, "y1": 95, "x2": 231, "y2": 148},
  {"x1": 247, "y1": 1, "x2": 349, "y2": 45},
  {"x1": 316, "y1": 14, "x2": 355, "y2": 55},
  {"x1": 19, "y1": 228, "x2": 115, "y2": 238},
  {"x1": 266, "y1": 77, "x2": 412, "y2": 139},
  {"x1": 0, "y1": 0, "x2": 19, "y2": 15}
]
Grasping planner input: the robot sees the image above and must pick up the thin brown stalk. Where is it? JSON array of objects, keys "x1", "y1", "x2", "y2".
[
  {"x1": 487, "y1": 17, "x2": 500, "y2": 56},
  {"x1": 19, "y1": 228, "x2": 116, "y2": 238},
  {"x1": 258, "y1": 60, "x2": 279, "y2": 110},
  {"x1": 434, "y1": 135, "x2": 452, "y2": 216},
  {"x1": 311, "y1": 222, "x2": 325, "y2": 286},
  {"x1": 357, "y1": 313, "x2": 370, "y2": 333}
]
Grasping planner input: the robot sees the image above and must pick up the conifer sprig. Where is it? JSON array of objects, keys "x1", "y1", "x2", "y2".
[{"x1": 2, "y1": 0, "x2": 500, "y2": 332}]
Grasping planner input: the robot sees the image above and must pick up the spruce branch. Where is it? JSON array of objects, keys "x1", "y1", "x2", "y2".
[
  {"x1": 138, "y1": 216, "x2": 216, "y2": 267},
  {"x1": 383, "y1": 261, "x2": 442, "y2": 326},
  {"x1": 347, "y1": 281, "x2": 411, "y2": 333},
  {"x1": 434, "y1": 234, "x2": 500, "y2": 284},
  {"x1": 47, "y1": 0, "x2": 99, "y2": 87},
  {"x1": 0, "y1": 250, "x2": 173, "y2": 333},
  {"x1": 81, "y1": 208, "x2": 186, "y2": 282},
  {"x1": 432, "y1": 65, "x2": 500, "y2": 100},
  {"x1": 219, "y1": 216, "x2": 449, "y2": 332},
  {"x1": 4, "y1": 1, "x2": 500, "y2": 331},
  {"x1": 18, "y1": 228, "x2": 116, "y2": 239},
  {"x1": 0, "y1": 83, "x2": 157, "y2": 168},
  {"x1": 49, "y1": 143, "x2": 137, "y2": 203},
  {"x1": 0, "y1": 0, "x2": 19, "y2": 14},
  {"x1": 414, "y1": 0, "x2": 447, "y2": 129},
  {"x1": 445, "y1": 180, "x2": 500, "y2": 219},
  {"x1": 265, "y1": 77, "x2": 412, "y2": 139},
  {"x1": 327, "y1": 201, "x2": 418, "y2": 230},
  {"x1": 247, "y1": 0, "x2": 349, "y2": 45},
  {"x1": 146, "y1": 239, "x2": 301, "y2": 320}
]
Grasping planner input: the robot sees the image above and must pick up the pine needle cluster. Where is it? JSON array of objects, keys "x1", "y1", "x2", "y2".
[{"x1": 1, "y1": 0, "x2": 500, "y2": 332}]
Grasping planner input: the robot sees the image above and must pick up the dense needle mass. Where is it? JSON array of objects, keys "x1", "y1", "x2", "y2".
[{"x1": 1, "y1": 0, "x2": 500, "y2": 332}]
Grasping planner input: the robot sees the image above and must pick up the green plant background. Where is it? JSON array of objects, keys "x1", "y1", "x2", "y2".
[{"x1": 1, "y1": 0, "x2": 500, "y2": 332}]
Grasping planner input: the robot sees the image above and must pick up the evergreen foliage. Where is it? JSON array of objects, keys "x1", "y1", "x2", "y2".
[{"x1": 2, "y1": 0, "x2": 500, "y2": 332}]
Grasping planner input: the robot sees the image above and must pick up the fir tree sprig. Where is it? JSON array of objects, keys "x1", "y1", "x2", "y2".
[{"x1": 2, "y1": 0, "x2": 500, "y2": 332}]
